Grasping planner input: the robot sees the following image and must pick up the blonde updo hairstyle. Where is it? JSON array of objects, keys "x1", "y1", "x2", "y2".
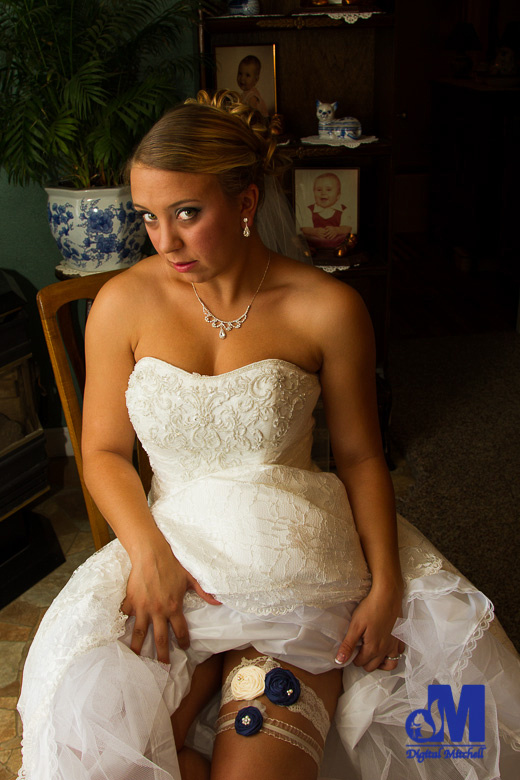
[{"x1": 125, "y1": 90, "x2": 289, "y2": 207}]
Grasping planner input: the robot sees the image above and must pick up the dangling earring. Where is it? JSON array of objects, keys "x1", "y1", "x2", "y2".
[{"x1": 243, "y1": 218, "x2": 251, "y2": 238}]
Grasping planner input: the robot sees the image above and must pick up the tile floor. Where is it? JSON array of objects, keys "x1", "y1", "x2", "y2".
[{"x1": 0, "y1": 455, "x2": 414, "y2": 779}]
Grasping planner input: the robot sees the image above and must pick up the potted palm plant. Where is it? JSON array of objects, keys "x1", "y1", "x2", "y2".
[{"x1": 0, "y1": 0, "x2": 217, "y2": 274}]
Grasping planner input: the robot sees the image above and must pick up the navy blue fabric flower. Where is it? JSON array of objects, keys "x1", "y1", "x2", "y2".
[
  {"x1": 234, "y1": 706, "x2": 263, "y2": 736},
  {"x1": 265, "y1": 668, "x2": 300, "y2": 705}
]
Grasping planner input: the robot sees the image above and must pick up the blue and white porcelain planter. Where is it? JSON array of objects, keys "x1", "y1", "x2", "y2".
[{"x1": 45, "y1": 185, "x2": 147, "y2": 276}]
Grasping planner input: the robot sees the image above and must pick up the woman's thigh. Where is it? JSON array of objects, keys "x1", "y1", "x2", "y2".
[
  {"x1": 211, "y1": 647, "x2": 342, "y2": 780},
  {"x1": 171, "y1": 653, "x2": 224, "y2": 749}
]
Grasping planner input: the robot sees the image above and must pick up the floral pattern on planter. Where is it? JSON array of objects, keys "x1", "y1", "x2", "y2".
[{"x1": 45, "y1": 186, "x2": 147, "y2": 275}]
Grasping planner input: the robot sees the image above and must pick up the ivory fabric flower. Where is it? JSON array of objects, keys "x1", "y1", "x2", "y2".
[{"x1": 231, "y1": 665, "x2": 266, "y2": 700}]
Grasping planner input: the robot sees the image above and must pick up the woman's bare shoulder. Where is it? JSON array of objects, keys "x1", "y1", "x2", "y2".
[
  {"x1": 89, "y1": 256, "x2": 162, "y2": 317},
  {"x1": 273, "y1": 255, "x2": 372, "y2": 369},
  {"x1": 275, "y1": 255, "x2": 365, "y2": 316},
  {"x1": 85, "y1": 257, "x2": 164, "y2": 356}
]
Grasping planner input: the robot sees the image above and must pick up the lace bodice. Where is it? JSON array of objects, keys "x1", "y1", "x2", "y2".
[
  {"x1": 126, "y1": 357, "x2": 372, "y2": 613},
  {"x1": 126, "y1": 357, "x2": 321, "y2": 484}
]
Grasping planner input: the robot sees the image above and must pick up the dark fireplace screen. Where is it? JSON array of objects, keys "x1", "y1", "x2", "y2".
[{"x1": 0, "y1": 270, "x2": 64, "y2": 608}]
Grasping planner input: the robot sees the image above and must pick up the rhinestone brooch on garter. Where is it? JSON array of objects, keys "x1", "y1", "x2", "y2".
[{"x1": 191, "y1": 253, "x2": 270, "y2": 339}]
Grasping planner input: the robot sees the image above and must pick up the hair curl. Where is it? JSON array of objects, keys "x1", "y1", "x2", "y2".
[{"x1": 125, "y1": 90, "x2": 290, "y2": 204}]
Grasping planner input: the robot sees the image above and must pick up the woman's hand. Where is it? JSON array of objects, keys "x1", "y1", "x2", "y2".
[
  {"x1": 121, "y1": 536, "x2": 221, "y2": 664},
  {"x1": 335, "y1": 586, "x2": 405, "y2": 672}
]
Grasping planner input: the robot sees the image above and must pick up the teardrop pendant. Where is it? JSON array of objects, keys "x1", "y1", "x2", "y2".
[{"x1": 219, "y1": 327, "x2": 226, "y2": 339}]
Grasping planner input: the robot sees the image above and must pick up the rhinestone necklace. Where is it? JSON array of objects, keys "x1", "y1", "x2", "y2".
[{"x1": 191, "y1": 253, "x2": 271, "y2": 340}]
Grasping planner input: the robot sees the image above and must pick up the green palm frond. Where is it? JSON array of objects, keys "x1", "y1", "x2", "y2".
[
  {"x1": 2, "y1": 100, "x2": 51, "y2": 182},
  {"x1": 86, "y1": 76, "x2": 180, "y2": 185},
  {"x1": 62, "y1": 61, "x2": 108, "y2": 119},
  {"x1": 0, "y1": 0, "x2": 218, "y2": 187}
]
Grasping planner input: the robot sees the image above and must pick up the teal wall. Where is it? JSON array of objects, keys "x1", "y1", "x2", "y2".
[
  {"x1": 0, "y1": 172, "x2": 63, "y2": 288},
  {"x1": 0, "y1": 171, "x2": 66, "y2": 426}
]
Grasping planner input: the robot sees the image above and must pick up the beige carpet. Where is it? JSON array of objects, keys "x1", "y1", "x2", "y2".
[{"x1": 389, "y1": 330, "x2": 520, "y2": 652}]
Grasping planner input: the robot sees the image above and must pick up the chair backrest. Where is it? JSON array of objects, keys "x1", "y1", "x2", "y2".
[{"x1": 37, "y1": 269, "x2": 152, "y2": 550}]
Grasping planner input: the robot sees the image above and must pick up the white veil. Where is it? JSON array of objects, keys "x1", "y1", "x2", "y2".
[{"x1": 255, "y1": 176, "x2": 313, "y2": 264}]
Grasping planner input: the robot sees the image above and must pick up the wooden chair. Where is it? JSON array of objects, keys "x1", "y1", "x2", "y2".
[{"x1": 37, "y1": 269, "x2": 152, "y2": 550}]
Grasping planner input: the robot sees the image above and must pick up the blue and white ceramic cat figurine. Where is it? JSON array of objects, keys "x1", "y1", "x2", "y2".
[
  {"x1": 316, "y1": 100, "x2": 362, "y2": 141},
  {"x1": 228, "y1": 0, "x2": 260, "y2": 14}
]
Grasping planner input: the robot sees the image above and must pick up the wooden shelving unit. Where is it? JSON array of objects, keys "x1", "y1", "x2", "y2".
[{"x1": 199, "y1": 7, "x2": 395, "y2": 367}]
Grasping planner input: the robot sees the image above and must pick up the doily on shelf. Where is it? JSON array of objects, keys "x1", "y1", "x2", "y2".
[
  {"x1": 297, "y1": 12, "x2": 380, "y2": 24},
  {"x1": 318, "y1": 264, "x2": 362, "y2": 273},
  {"x1": 300, "y1": 135, "x2": 378, "y2": 148}
]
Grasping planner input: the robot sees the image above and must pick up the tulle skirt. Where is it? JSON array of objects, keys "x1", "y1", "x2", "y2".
[{"x1": 17, "y1": 517, "x2": 520, "y2": 780}]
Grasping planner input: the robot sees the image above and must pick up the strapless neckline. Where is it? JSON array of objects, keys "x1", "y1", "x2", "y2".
[{"x1": 132, "y1": 355, "x2": 319, "y2": 381}]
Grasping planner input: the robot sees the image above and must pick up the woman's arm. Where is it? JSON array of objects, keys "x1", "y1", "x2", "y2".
[
  {"x1": 316, "y1": 281, "x2": 404, "y2": 671},
  {"x1": 81, "y1": 277, "x2": 219, "y2": 662}
]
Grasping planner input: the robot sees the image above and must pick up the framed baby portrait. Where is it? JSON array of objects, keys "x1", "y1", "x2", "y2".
[
  {"x1": 214, "y1": 44, "x2": 277, "y2": 117},
  {"x1": 294, "y1": 167, "x2": 360, "y2": 253}
]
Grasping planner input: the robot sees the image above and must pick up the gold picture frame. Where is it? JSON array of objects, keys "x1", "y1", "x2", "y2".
[{"x1": 214, "y1": 44, "x2": 277, "y2": 117}]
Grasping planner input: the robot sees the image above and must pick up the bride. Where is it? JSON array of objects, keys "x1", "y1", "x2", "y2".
[{"x1": 18, "y1": 91, "x2": 520, "y2": 780}]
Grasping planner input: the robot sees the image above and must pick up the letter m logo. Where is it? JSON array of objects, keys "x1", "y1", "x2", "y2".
[{"x1": 429, "y1": 685, "x2": 485, "y2": 743}]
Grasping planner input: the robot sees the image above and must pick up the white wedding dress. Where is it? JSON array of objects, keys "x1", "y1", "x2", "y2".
[{"x1": 17, "y1": 357, "x2": 520, "y2": 780}]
